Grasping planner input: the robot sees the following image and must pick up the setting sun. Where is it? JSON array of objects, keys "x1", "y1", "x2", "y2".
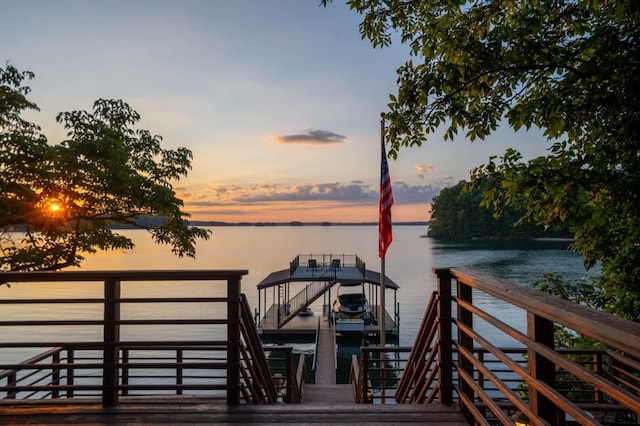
[{"x1": 44, "y1": 198, "x2": 64, "y2": 215}]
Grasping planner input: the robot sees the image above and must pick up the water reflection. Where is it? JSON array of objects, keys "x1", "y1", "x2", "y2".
[{"x1": 1, "y1": 227, "x2": 592, "y2": 367}]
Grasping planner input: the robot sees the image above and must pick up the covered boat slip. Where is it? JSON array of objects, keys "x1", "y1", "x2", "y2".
[{"x1": 256, "y1": 254, "x2": 399, "y2": 339}]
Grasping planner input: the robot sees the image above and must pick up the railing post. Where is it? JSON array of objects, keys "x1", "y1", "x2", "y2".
[
  {"x1": 121, "y1": 348, "x2": 129, "y2": 396},
  {"x1": 7, "y1": 372, "x2": 17, "y2": 399},
  {"x1": 362, "y1": 349, "x2": 370, "y2": 403},
  {"x1": 527, "y1": 312, "x2": 560, "y2": 424},
  {"x1": 595, "y1": 351, "x2": 603, "y2": 403},
  {"x1": 285, "y1": 348, "x2": 293, "y2": 403},
  {"x1": 66, "y1": 349, "x2": 74, "y2": 398},
  {"x1": 227, "y1": 276, "x2": 241, "y2": 405},
  {"x1": 380, "y1": 350, "x2": 386, "y2": 404},
  {"x1": 177, "y1": 348, "x2": 183, "y2": 395},
  {"x1": 434, "y1": 268, "x2": 453, "y2": 404},
  {"x1": 458, "y1": 280, "x2": 474, "y2": 405},
  {"x1": 52, "y1": 351, "x2": 60, "y2": 399},
  {"x1": 103, "y1": 278, "x2": 121, "y2": 407}
]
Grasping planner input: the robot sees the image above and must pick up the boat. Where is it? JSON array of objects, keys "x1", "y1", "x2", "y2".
[
  {"x1": 333, "y1": 289, "x2": 369, "y2": 316},
  {"x1": 333, "y1": 284, "x2": 373, "y2": 333}
]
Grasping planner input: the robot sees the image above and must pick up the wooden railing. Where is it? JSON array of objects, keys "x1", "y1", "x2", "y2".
[
  {"x1": 396, "y1": 291, "x2": 440, "y2": 403},
  {"x1": 239, "y1": 293, "x2": 279, "y2": 403},
  {"x1": 296, "y1": 254, "x2": 359, "y2": 269},
  {"x1": 263, "y1": 346, "x2": 305, "y2": 403},
  {"x1": 0, "y1": 270, "x2": 301, "y2": 407},
  {"x1": 350, "y1": 267, "x2": 640, "y2": 425}
]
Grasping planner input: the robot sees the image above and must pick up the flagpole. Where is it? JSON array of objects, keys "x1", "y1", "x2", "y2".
[{"x1": 379, "y1": 113, "x2": 386, "y2": 347}]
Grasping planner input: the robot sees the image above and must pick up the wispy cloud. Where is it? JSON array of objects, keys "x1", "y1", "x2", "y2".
[
  {"x1": 177, "y1": 178, "x2": 452, "y2": 222},
  {"x1": 274, "y1": 129, "x2": 347, "y2": 145},
  {"x1": 391, "y1": 181, "x2": 441, "y2": 204},
  {"x1": 181, "y1": 179, "x2": 445, "y2": 208},
  {"x1": 415, "y1": 164, "x2": 434, "y2": 179}
]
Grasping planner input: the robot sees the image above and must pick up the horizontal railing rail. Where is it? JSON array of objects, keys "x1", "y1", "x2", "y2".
[
  {"x1": 1, "y1": 344, "x2": 234, "y2": 400},
  {"x1": 440, "y1": 267, "x2": 640, "y2": 425},
  {"x1": 359, "y1": 346, "x2": 412, "y2": 404},
  {"x1": 0, "y1": 269, "x2": 297, "y2": 407}
]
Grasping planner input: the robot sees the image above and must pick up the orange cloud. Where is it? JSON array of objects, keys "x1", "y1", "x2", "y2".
[{"x1": 415, "y1": 164, "x2": 434, "y2": 178}]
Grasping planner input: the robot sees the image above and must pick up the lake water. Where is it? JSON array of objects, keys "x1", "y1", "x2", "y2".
[{"x1": 0, "y1": 225, "x2": 590, "y2": 364}]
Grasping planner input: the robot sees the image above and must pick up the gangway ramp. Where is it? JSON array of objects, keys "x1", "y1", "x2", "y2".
[{"x1": 301, "y1": 315, "x2": 349, "y2": 404}]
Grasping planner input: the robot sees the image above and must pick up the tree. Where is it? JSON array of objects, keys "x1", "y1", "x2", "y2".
[
  {"x1": 1, "y1": 63, "x2": 210, "y2": 272},
  {"x1": 427, "y1": 180, "x2": 568, "y2": 239},
  {"x1": 324, "y1": 1, "x2": 640, "y2": 320}
]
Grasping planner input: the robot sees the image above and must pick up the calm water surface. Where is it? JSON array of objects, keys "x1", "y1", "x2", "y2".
[{"x1": 1, "y1": 226, "x2": 590, "y2": 363}]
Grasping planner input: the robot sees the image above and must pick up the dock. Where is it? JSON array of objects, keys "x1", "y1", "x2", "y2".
[
  {"x1": 256, "y1": 254, "x2": 399, "y2": 340},
  {"x1": 259, "y1": 304, "x2": 397, "y2": 336},
  {"x1": 302, "y1": 318, "x2": 355, "y2": 403}
]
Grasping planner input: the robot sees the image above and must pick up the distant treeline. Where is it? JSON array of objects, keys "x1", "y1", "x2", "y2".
[
  {"x1": 427, "y1": 181, "x2": 571, "y2": 239},
  {"x1": 105, "y1": 217, "x2": 430, "y2": 229},
  {"x1": 2, "y1": 218, "x2": 429, "y2": 232},
  {"x1": 187, "y1": 221, "x2": 430, "y2": 227}
]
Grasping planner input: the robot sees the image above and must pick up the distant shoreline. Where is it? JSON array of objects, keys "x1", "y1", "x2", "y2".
[
  {"x1": 2, "y1": 221, "x2": 430, "y2": 232},
  {"x1": 187, "y1": 221, "x2": 430, "y2": 227}
]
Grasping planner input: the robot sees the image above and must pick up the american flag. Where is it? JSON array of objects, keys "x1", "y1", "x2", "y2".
[{"x1": 379, "y1": 142, "x2": 393, "y2": 258}]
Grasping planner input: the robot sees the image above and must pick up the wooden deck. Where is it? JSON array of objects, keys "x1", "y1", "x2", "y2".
[
  {"x1": 259, "y1": 304, "x2": 396, "y2": 336},
  {"x1": 0, "y1": 314, "x2": 468, "y2": 425},
  {"x1": 0, "y1": 399, "x2": 469, "y2": 425}
]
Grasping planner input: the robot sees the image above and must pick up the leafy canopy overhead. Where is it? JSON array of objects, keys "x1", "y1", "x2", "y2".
[
  {"x1": 324, "y1": 1, "x2": 640, "y2": 320},
  {"x1": 1, "y1": 63, "x2": 210, "y2": 272}
]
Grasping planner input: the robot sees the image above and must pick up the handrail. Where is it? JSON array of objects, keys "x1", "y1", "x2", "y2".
[
  {"x1": 437, "y1": 267, "x2": 640, "y2": 424},
  {"x1": 450, "y1": 268, "x2": 640, "y2": 358},
  {"x1": 312, "y1": 316, "x2": 320, "y2": 375},
  {"x1": 395, "y1": 291, "x2": 439, "y2": 403},
  {"x1": 349, "y1": 354, "x2": 361, "y2": 402},
  {"x1": 0, "y1": 269, "x2": 248, "y2": 282},
  {"x1": 296, "y1": 353, "x2": 306, "y2": 401},
  {"x1": 278, "y1": 279, "x2": 337, "y2": 327},
  {"x1": 239, "y1": 294, "x2": 278, "y2": 403}
]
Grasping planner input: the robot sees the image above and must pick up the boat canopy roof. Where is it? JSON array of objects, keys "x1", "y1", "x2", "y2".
[
  {"x1": 256, "y1": 254, "x2": 399, "y2": 291},
  {"x1": 256, "y1": 268, "x2": 399, "y2": 290}
]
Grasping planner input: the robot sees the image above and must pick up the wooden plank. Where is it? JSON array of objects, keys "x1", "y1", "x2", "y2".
[
  {"x1": 313, "y1": 328, "x2": 336, "y2": 386},
  {"x1": 259, "y1": 305, "x2": 320, "y2": 334},
  {"x1": 303, "y1": 384, "x2": 353, "y2": 404},
  {"x1": 0, "y1": 270, "x2": 249, "y2": 282},
  {"x1": 0, "y1": 399, "x2": 469, "y2": 425}
]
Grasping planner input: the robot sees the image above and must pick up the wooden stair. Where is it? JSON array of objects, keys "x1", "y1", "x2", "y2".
[{"x1": 278, "y1": 279, "x2": 338, "y2": 327}]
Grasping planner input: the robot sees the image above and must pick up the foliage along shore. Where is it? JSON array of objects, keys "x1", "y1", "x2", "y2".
[{"x1": 427, "y1": 181, "x2": 572, "y2": 240}]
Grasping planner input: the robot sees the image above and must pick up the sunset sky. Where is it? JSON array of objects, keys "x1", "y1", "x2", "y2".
[{"x1": 2, "y1": 0, "x2": 550, "y2": 223}]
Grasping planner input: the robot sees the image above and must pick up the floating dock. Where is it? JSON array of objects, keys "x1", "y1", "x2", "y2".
[{"x1": 256, "y1": 254, "x2": 399, "y2": 341}]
